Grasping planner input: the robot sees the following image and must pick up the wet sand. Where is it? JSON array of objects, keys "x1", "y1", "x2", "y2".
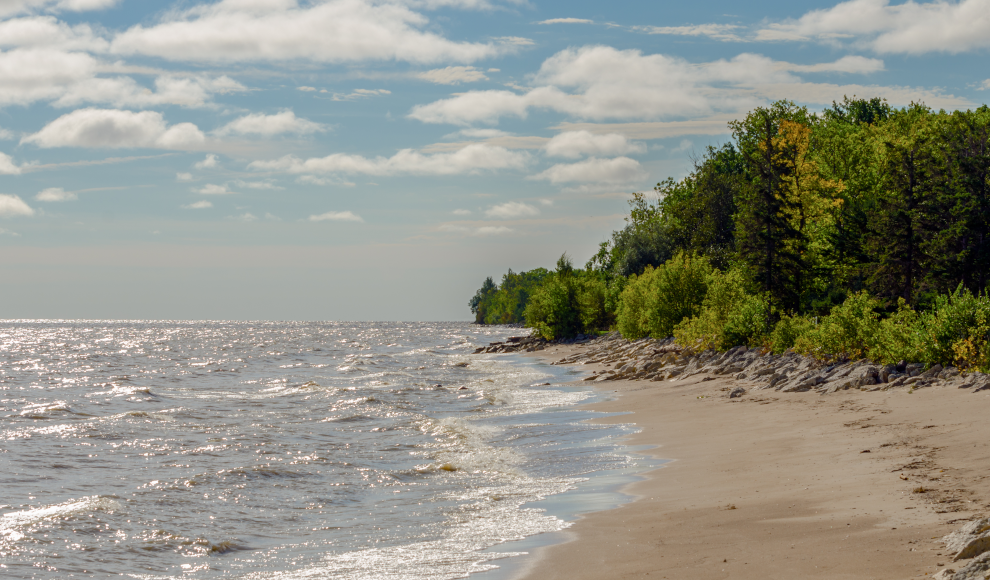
[{"x1": 515, "y1": 343, "x2": 990, "y2": 580}]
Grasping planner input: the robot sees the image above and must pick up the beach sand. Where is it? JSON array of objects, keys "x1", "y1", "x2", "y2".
[{"x1": 515, "y1": 343, "x2": 990, "y2": 580}]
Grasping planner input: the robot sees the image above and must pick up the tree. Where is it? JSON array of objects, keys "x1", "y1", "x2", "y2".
[{"x1": 731, "y1": 101, "x2": 810, "y2": 321}]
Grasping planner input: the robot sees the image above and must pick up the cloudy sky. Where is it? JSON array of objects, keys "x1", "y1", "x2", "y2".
[{"x1": 0, "y1": 0, "x2": 986, "y2": 320}]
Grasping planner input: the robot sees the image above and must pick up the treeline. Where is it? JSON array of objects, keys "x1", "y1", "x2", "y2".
[{"x1": 469, "y1": 98, "x2": 990, "y2": 371}]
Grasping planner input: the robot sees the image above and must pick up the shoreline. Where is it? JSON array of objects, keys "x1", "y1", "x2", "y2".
[{"x1": 505, "y1": 340, "x2": 990, "y2": 580}]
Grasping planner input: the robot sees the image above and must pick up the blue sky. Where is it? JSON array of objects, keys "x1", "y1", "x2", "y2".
[{"x1": 0, "y1": 0, "x2": 987, "y2": 320}]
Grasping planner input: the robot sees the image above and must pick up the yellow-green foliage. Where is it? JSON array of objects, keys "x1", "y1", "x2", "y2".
[
  {"x1": 793, "y1": 291, "x2": 879, "y2": 360},
  {"x1": 769, "y1": 314, "x2": 814, "y2": 354},
  {"x1": 615, "y1": 252, "x2": 712, "y2": 339},
  {"x1": 674, "y1": 268, "x2": 768, "y2": 351}
]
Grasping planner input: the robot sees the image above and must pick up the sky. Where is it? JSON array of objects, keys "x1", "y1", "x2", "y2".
[{"x1": 0, "y1": 0, "x2": 987, "y2": 321}]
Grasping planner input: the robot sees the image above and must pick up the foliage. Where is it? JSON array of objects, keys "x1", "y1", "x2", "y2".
[
  {"x1": 792, "y1": 291, "x2": 880, "y2": 360},
  {"x1": 673, "y1": 268, "x2": 768, "y2": 351},
  {"x1": 468, "y1": 268, "x2": 549, "y2": 324},
  {"x1": 614, "y1": 252, "x2": 713, "y2": 339}
]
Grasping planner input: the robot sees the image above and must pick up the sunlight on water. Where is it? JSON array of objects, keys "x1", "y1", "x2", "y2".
[{"x1": 0, "y1": 321, "x2": 639, "y2": 579}]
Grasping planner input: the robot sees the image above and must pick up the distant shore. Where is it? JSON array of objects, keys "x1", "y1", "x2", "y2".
[{"x1": 506, "y1": 340, "x2": 990, "y2": 580}]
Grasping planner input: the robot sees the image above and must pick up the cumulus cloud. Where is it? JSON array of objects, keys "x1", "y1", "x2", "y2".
[
  {"x1": 409, "y1": 46, "x2": 966, "y2": 125},
  {"x1": 229, "y1": 212, "x2": 257, "y2": 222},
  {"x1": 781, "y1": 55, "x2": 885, "y2": 74},
  {"x1": 0, "y1": 16, "x2": 109, "y2": 51},
  {"x1": 194, "y1": 154, "x2": 219, "y2": 169},
  {"x1": 0, "y1": 152, "x2": 22, "y2": 174},
  {"x1": 452, "y1": 208, "x2": 472, "y2": 215},
  {"x1": 531, "y1": 156, "x2": 647, "y2": 184},
  {"x1": 537, "y1": 18, "x2": 594, "y2": 24},
  {"x1": 635, "y1": 23, "x2": 743, "y2": 41},
  {"x1": 176, "y1": 172, "x2": 193, "y2": 181},
  {"x1": 216, "y1": 110, "x2": 326, "y2": 136},
  {"x1": 0, "y1": 0, "x2": 119, "y2": 18},
  {"x1": 543, "y1": 131, "x2": 645, "y2": 158},
  {"x1": 485, "y1": 201, "x2": 539, "y2": 219},
  {"x1": 195, "y1": 183, "x2": 235, "y2": 195},
  {"x1": 232, "y1": 180, "x2": 283, "y2": 190},
  {"x1": 416, "y1": 66, "x2": 488, "y2": 85},
  {"x1": 249, "y1": 143, "x2": 529, "y2": 177},
  {"x1": 440, "y1": 224, "x2": 513, "y2": 236},
  {"x1": 182, "y1": 200, "x2": 213, "y2": 209},
  {"x1": 757, "y1": 0, "x2": 990, "y2": 54},
  {"x1": 35, "y1": 187, "x2": 76, "y2": 201},
  {"x1": 110, "y1": 0, "x2": 523, "y2": 64},
  {"x1": 0, "y1": 47, "x2": 245, "y2": 108},
  {"x1": 0, "y1": 193, "x2": 34, "y2": 217},
  {"x1": 309, "y1": 210, "x2": 363, "y2": 222},
  {"x1": 22, "y1": 108, "x2": 207, "y2": 149},
  {"x1": 331, "y1": 88, "x2": 390, "y2": 101}
]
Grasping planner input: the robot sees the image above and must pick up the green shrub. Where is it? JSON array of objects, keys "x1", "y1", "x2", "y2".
[
  {"x1": 769, "y1": 315, "x2": 814, "y2": 354},
  {"x1": 577, "y1": 276, "x2": 611, "y2": 333},
  {"x1": 524, "y1": 274, "x2": 580, "y2": 340},
  {"x1": 615, "y1": 251, "x2": 712, "y2": 340},
  {"x1": 915, "y1": 286, "x2": 990, "y2": 369},
  {"x1": 870, "y1": 298, "x2": 922, "y2": 364},
  {"x1": 793, "y1": 291, "x2": 879, "y2": 360},
  {"x1": 674, "y1": 268, "x2": 768, "y2": 351}
]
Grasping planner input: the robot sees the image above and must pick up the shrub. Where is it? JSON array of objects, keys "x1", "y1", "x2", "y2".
[
  {"x1": 870, "y1": 298, "x2": 922, "y2": 364},
  {"x1": 615, "y1": 252, "x2": 712, "y2": 340},
  {"x1": 793, "y1": 291, "x2": 879, "y2": 360},
  {"x1": 524, "y1": 274, "x2": 580, "y2": 340},
  {"x1": 674, "y1": 268, "x2": 768, "y2": 351},
  {"x1": 915, "y1": 286, "x2": 990, "y2": 369},
  {"x1": 769, "y1": 315, "x2": 814, "y2": 354}
]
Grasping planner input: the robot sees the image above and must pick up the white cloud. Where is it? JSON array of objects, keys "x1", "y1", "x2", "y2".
[
  {"x1": 35, "y1": 187, "x2": 76, "y2": 201},
  {"x1": 531, "y1": 156, "x2": 647, "y2": 184},
  {"x1": 0, "y1": 0, "x2": 119, "y2": 18},
  {"x1": 230, "y1": 212, "x2": 258, "y2": 222},
  {"x1": 0, "y1": 152, "x2": 22, "y2": 174},
  {"x1": 757, "y1": 0, "x2": 990, "y2": 54},
  {"x1": 0, "y1": 16, "x2": 109, "y2": 51},
  {"x1": 331, "y1": 88, "x2": 390, "y2": 101},
  {"x1": 22, "y1": 108, "x2": 207, "y2": 150},
  {"x1": 195, "y1": 183, "x2": 235, "y2": 195},
  {"x1": 176, "y1": 172, "x2": 193, "y2": 181},
  {"x1": 232, "y1": 180, "x2": 283, "y2": 190},
  {"x1": 544, "y1": 131, "x2": 645, "y2": 158},
  {"x1": 635, "y1": 23, "x2": 742, "y2": 41},
  {"x1": 308, "y1": 210, "x2": 363, "y2": 222},
  {"x1": 780, "y1": 55, "x2": 884, "y2": 74},
  {"x1": 182, "y1": 200, "x2": 213, "y2": 209},
  {"x1": 297, "y1": 86, "x2": 317, "y2": 92},
  {"x1": 537, "y1": 18, "x2": 594, "y2": 25},
  {"x1": 110, "y1": 0, "x2": 522, "y2": 64},
  {"x1": 216, "y1": 110, "x2": 326, "y2": 136},
  {"x1": 194, "y1": 154, "x2": 218, "y2": 169},
  {"x1": 0, "y1": 47, "x2": 245, "y2": 108},
  {"x1": 250, "y1": 143, "x2": 529, "y2": 177},
  {"x1": 452, "y1": 208, "x2": 472, "y2": 215},
  {"x1": 0, "y1": 193, "x2": 34, "y2": 217},
  {"x1": 296, "y1": 175, "x2": 356, "y2": 187},
  {"x1": 410, "y1": 46, "x2": 967, "y2": 125},
  {"x1": 485, "y1": 201, "x2": 539, "y2": 219},
  {"x1": 416, "y1": 66, "x2": 488, "y2": 85},
  {"x1": 0, "y1": 128, "x2": 13, "y2": 140},
  {"x1": 0, "y1": 227, "x2": 20, "y2": 236},
  {"x1": 440, "y1": 224, "x2": 513, "y2": 236}
]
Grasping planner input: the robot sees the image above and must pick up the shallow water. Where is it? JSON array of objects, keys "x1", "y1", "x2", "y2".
[{"x1": 0, "y1": 321, "x2": 649, "y2": 579}]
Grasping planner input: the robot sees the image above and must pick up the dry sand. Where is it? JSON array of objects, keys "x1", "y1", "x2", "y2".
[{"x1": 514, "y1": 344, "x2": 990, "y2": 580}]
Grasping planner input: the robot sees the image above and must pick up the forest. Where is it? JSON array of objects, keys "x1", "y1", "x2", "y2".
[{"x1": 469, "y1": 98, "x2": 990, "y2": 371}]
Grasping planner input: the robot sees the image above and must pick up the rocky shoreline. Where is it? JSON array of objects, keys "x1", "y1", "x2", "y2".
[{"x1": 475, "y1": 330, "x2": 990, "y2": 579}]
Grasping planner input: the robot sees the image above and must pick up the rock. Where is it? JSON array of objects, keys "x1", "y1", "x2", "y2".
[
  {"x1": 941, "y1": 551, "x2": 990, "y2": 579},
  {"x1": 728, "y1": 387, "x2": 746, "y2": 398},
  {"x1": 922, "y1": 364, "x2": 944, "y2": 378},
  {"x1": 939, "y1": 366, "x2": 961, "y2": 380},
  {"x1": 945, "y1": 518, "x2": 990, "y2": 561}
]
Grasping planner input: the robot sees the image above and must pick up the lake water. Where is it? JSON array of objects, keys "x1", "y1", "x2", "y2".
[{"x1": 0, "y1": 321, "x2": 652, "y2": 579}]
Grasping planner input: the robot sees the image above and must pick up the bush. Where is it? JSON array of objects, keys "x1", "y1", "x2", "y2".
[
  {"x1": 769, "y1": 315, "x2": 814, "y2": 354},
  {"x1": 793, "y1": 291, "x2": 879, "y2": 360},
  {"x1": 870, "y1": 298, "x2": 922, "y2": 364},
  {"x1": 674, "y1": 268, "x2": 769, "y2": 351},
  {"x1": 524, "y1": 274, "x2": 580, "y2": 340},
  {"x1": 915, "y1": 286, "x2": 990, "y2": 370},
  {"x1": 615, "y1": 252, "x2": 712, "y2": 339}
]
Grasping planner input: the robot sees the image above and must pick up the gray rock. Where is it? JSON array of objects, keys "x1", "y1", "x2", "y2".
[
  {"x1": 940, "y1": 551, "x2": 990, "y2": 579},
  {"x1": 945, "y1": 518, "x2": 990, "y2": 561},
  {"x1": 728, "y1": 386, "x2": 746, "y2": 398},
  {"x1": 922, "y1": 364, "x2": 944, "y2": 378}
]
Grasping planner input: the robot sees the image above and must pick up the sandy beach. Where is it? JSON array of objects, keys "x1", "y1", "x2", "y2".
[{"x1": 514, "y1": 343, "x2": 990, "y2": 580}]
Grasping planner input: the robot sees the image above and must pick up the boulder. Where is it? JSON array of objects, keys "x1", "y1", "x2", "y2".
[
  {"x1": 945, "y1": 518, "x2": 990, "y2": 561},
  {"x1": 938, "y1": 551, "x2": 990, "y2": 580},
  {"x1": 728, "y1": 387, "x2": 746, "y2": 398}
]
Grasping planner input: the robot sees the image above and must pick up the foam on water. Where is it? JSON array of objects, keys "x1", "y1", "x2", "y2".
[{"x1": 0, "y1": 321, "x2": 645, "y2": 579}]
